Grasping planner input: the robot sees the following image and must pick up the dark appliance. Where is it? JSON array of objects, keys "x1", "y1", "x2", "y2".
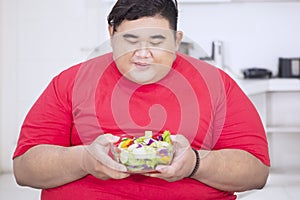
[
  {"x1": 278, "y1": 57, "x2": 300, "y2": 78},
  {"x1": 243, "y1": 68, "x2": 272, "y2": 79}
]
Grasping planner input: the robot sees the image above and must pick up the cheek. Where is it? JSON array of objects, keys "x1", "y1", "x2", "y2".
[
  {"x1": 114, "y1": 53, "x2": 132, "y2": 73},
  {"x1": 152, "y1": 50, "x2": 175, "y2": 67}
]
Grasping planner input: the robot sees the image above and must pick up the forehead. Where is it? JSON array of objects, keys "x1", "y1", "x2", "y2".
[{"x1": 115, "y1": 17, "x2": 171, "y2": 33}]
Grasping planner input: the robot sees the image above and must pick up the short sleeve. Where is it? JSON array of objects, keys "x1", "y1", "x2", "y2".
[
  {"x1": 213, "y1": 72, "x2": 270, "y2": 166},
  {"x1": 13, "y1": 66, "x2": 78, "y2": 159}
]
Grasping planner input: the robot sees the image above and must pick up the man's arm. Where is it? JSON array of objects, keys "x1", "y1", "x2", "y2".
[
  {"x1": 146, "y1": 135, "x2": 269, "y2": 192},
  {"x1": 194, "y1": 149, "x2": 269, "y2": 192},
  {"x1": 13, "y1": 135, "x2": 129, "y2": 189},
  {"x1": 14, "y1": 145, "x2": 87, "y2": 189}
]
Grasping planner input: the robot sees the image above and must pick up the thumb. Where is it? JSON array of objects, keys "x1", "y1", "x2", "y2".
[
  {"x1": 95, "y1": 134, "x2": 120, "y2": 146},
  {"x1": 172, "y1": 135, "x2": 191, "y2": 162},
  {"x1": 172, "y1": 134, "x2": 190, "y2": 148}
]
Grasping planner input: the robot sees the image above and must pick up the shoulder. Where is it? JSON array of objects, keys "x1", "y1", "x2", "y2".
[
  {"x1": 53, "y1": 53, "x2": 114, "y2": 87},
  {"x1": 175, "y1": 52, "x2": 236, "y2": 88},
  {"x1": 175, "y1": 53, "x2": 223, "y2": 79},
  {"x1": 175, "y1": 53, "x2": 245, "y2": 102}
]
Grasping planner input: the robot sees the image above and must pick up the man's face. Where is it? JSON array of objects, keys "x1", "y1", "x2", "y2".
[{"x1": 109, "y1": 17, "x2": 182, "y2": 85}]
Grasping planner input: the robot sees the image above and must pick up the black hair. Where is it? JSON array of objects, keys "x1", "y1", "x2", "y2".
[{"x1": 107, "y1": 0, "x2": 178, "y2": 32}]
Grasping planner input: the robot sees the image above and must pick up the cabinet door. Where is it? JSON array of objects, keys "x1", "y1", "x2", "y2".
[{"x1": 0, "y1": 0, "x2": 104, "y2": 172}]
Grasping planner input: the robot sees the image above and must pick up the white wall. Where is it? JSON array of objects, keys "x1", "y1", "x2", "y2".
[
  {"x1": 0, "y1": 0, "x2": 3, "y2": 173},
  {"x1": 0, "y1": 0, "x2": 106, "y2": 172},
  {"x1": 1, "y1": 0, "x2": 299, "y2": 173},
  {"x1": 266, "y1": 91, "x2": 300, "y2": 171},
  {"x1": 0, "y1": 0, "x2": 18, "y2": 173},
  {"x1": 101, "y1": 1, "x2": 300, "y2": 76},
  {"x1": 177, "y1": 1, "x2": 300, "y2": 76}
]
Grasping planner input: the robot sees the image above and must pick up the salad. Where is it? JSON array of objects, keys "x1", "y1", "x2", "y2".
[{"x1": 111, "y1": 130, "x2": 174, "y2": 173}]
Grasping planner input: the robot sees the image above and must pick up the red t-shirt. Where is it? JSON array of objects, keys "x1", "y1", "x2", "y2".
[{"x1": 13, "y1": 53, "x2": 270, "y2": 200}]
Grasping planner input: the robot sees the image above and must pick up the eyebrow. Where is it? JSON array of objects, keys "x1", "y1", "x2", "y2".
[
  {"x1": 122, "y1": 34, "x2": 166, "y2": 40},
  {"x1": 150, "y1": 35, "x2": 166, "y2": 40},
  {"x1": 123, "y1": 34, "x2": 139, "y2": 39}
]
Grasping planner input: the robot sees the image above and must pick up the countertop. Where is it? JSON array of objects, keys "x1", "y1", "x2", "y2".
[{"x1": 234, "y1": 78, "x2": 300, "y2": 95}]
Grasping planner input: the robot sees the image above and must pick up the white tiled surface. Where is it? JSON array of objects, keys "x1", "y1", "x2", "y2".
[
  {"x1": 0, "y1": 170, "x2": 299, "y2": 199},
  {"x1": 0, "y1": 173, "x2": 40, "y2": 199},
  {"x1": 237, "y1": 169, "x2": 300, "y2": 200}
]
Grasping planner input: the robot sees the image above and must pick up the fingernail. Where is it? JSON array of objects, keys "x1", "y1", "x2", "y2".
[
  {"x1": 119, "y1": 165, "x2": 127, "y2": 172},
  {"x1": 156, "y1": 166, "x2": 166, "y2": 171},
  {"x1": 111, "y1": 135, "x2": 120, "y2": 142},
  {"x1": 106, "y1": 134, "x2": 120, "y2": 142}
]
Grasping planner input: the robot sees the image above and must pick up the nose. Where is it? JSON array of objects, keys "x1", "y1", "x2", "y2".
[{"x1": 134, "y1": 41, "x2": 151, "y2": 58}]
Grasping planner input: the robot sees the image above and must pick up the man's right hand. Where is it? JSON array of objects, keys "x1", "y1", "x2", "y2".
[{"x1": 81, "y1": 134, "x2": 130, "y2": 180}]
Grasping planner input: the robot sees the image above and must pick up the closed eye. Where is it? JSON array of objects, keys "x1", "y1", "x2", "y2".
[
  {"x1": 123, "y1": 33, "x2": 139, "y2": 44},
  {"x1": 150, "y1": 35, "x2": 166, "y2": 46},
  {"x1": 150, "y1": 41, "x2": 163, "y2": 46}
]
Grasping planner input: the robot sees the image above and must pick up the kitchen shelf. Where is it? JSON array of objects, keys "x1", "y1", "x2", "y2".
[
  {"x1": 267, "y1": 126, "x2": 300, "y2": 133},
  {"x1": 235, "y1": 78, "x2": 300, "y2": 96},
  {"x1": 268, "y1": 78, "x2": 300, "y2": 92},
  {"x1": 178, "y1": 0, "x2": 230, "y2": 3},
  {"x1": 237, "y1": 78, "x2": 300, "y2": 137}
]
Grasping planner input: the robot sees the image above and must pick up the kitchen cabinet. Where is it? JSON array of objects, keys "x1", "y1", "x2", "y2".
[
  {"x1": 266, "y1": 79, "x2": 300, "y2": 134},
  {"x1": 236, "y1": 78, "x2": 300, "y2": 170},
  {"x1": 266, "y1": 85, "x2": 300, "y2": 170},
  {"x1": 237, "y1": 78, "x2": 300, "y2": 133}
]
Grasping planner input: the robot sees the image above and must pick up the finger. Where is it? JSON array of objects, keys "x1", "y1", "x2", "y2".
[
  {"x1": 90, "y1": 134, "x2": 119, "y2": 155},
  {"x1": 170, "y1": 135, "x2": 191, "y2": 162},
  {"x1": 156, "y1": 165, "x2": 168, "y2": 173},
  {"x1": 94, "y1": 151, "x2": 128, "y2": 172},
  {"x1": 84, "y1": 145, "x2": 127, "y2": 172},
  {"x1": 172, "y1": 134, "x2": 190, "y2": 148},
  {"x1": 106, "y1": 169, "x2": 130, "y2": 179},
  {"x1": 95, "y1": 164, "x2": 130, "y2": 180},
  {"x1": 95, "y1": 134, "x2": 120, "y2": 146},
  {"x1": 160, "y1": 161, "x2": 179, "y2": 171},
  {"x1": 143, "y1": 171, "x2": 163, "y2": 179},
  {"x1": 143, "y1": 171, "x2": 176, "y2": 182},
  {"x1": 103, "y1": 158, "x2": 128, "y2": 172},
  {"x1": 105, "y1": 134, "x2": 120, "y2": 143}
]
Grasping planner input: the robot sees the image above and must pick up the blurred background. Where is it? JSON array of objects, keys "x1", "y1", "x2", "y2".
[{"x1": 1, "y1": 0, "x2": 300, "y2": 199}]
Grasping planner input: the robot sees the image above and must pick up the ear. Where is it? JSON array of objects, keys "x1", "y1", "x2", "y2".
[
  {"x1": 175, "y1": 31, "x2": 183, "y2": 51},
  {"x1": 108, "y1": 25, "x2": 114, "y2": 49},
  {"x1": 108, "y1": 25, "x2": 114, "y2": 38}
]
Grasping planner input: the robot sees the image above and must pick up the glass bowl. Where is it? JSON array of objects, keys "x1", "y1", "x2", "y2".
[
  {"x1": 111, "y1": 131, "x2": 174, "y2": 173},
  {"x1": 111, "y1": 144, "x2": 174, "y2": 173}
]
